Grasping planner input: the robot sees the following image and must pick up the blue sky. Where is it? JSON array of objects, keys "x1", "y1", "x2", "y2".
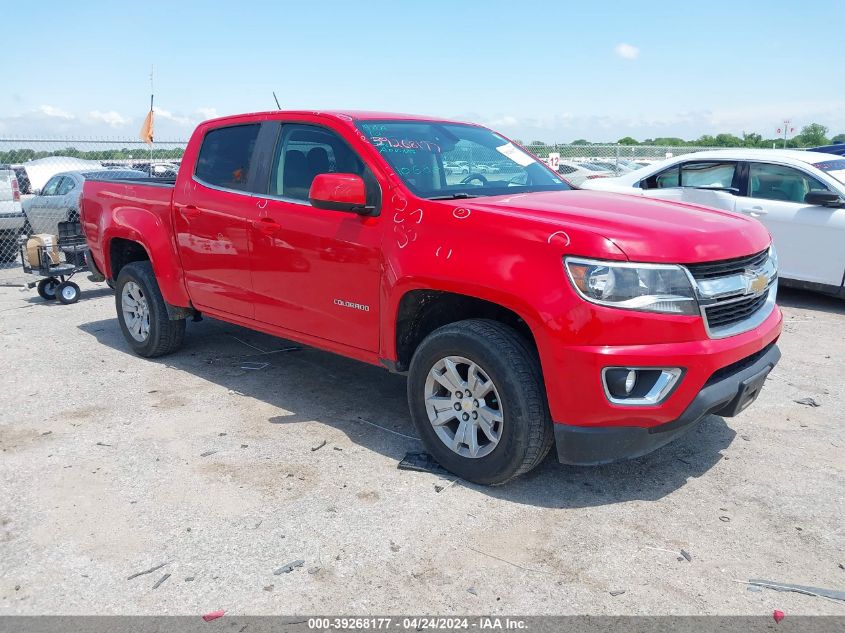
[{"x1": 4, "y1": 0, "x2": 844, "y2": 142}]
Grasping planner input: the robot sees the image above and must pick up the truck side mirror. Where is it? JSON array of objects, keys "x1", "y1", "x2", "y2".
[
  {"x1": 804, "y1": 190, "x2": 844, "y2": 207},
  {"x1": 309, "y1": 173, "x2": 372, "y2": 214}
]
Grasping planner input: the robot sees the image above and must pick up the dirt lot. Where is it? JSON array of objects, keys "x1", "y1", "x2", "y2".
[{"x1": 0, "y1": 273, "x2": 843, "y2": 616}]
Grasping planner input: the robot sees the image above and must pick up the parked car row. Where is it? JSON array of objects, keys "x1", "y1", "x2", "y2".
[{"x1": 581, "y1": 149, "x2": 845, "y2": 295}]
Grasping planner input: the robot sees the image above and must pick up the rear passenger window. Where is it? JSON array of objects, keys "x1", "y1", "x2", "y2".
[
  {"x1": 643, "y1": 161, "x2": 736, "y2": 190},
  {"x1": 195, "y1": 124, "x2": 260, "y2": 192}
]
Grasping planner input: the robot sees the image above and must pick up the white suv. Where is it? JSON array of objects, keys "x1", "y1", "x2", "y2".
[{"x1": 0, "y1": 169, "x2": 25, "y2": 262}]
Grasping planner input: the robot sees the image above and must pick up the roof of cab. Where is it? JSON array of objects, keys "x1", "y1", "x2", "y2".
[{"x1": 199, "y1": 110, "x2": 475, "y2": 126}]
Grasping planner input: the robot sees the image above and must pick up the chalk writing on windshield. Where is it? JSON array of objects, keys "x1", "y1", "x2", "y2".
[{"x1": 369, "y1": 137, "x2": 442, "y2": 154}]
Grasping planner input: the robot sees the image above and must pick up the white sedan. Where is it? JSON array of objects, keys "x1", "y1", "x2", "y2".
[{"x1": 581, "y1": 149, "x2": 845, "y2": 295}]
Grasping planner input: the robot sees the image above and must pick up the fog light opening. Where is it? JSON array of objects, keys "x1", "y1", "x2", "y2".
[{"x1": 602, "y1": 367, "x2": 683, "y2": 405}]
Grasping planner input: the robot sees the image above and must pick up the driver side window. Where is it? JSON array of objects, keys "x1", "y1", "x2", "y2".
[
  {"x1": 41, "y1": 176, "x2": 62, "y2": 196},
  {"x1": 749, "y1": 162, "x2": 830, "y2": 203}
]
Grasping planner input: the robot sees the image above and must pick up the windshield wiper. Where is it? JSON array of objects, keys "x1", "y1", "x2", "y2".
[{"x1": 428, "y1": 193, "x2": 478, "y2": 200}]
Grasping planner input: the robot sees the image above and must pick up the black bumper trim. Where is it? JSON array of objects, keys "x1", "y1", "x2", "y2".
[{"x1": 553, "y1": 343, "x2": 781, "y2": 466}]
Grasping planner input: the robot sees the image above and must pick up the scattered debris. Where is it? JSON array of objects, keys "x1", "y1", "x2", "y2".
[
  {"x1": 152, "y1": 573, "x2": 171, "y2": 589},
  {"x1": 434, "y1": 484, "x2": 444, "y2": 493},
  {"x1": 609, "y1": 590, "x2": 626, "y2": 597},
  {"x1": 794, "y1": 397, "x2": 820, "y2": 407},
  {"x1": 96, "y1": 442, "x2": 112, "y2": 447},
  {"x1": 680, "y1": 549, "x2": 692, "y2": 562},
  {"x1": 398, "y1": 452, "x2": 449, "y2": 476},
  {"x1": 467, "y1": 546, "x2": 555, "y2": 575},
  {"x1": 747, "y1": 579, "x2": 845, "y2": 603},
  {"x1": 435, "y1": 478, "x2": 460, "y2": 493},
  {"x1": 40, "y1": 431, "x2": 52, "y2": 436},
  {"x1": 127, "y1": 562, "x2": 168, "y2": 580},
  {"x1": 333, "y1": 446, "x2": 343, "y2": 451},
  {"x1": 719, "y1": 516, "x2": 731, "y2": 522},
  {"x1": 358, "y1": 417, "x2": 421, "y2": 441},
  {"x1": 740, "y1": 435, "x2": 751, "y2": 441},
  {"x1": 202, "y1": 610, "x2": 225, "y2": 622},
  {"x1": 263, "y1": 585, "x2": 274, "y2": 592},
  {"x1": 200, "y1": 450, "x2": 217, "y2": 457},
  {"x1": 273, "y1": 560, "x2": 305, "y2": 575},
  {"x1": 773, "y1": 610, "x2": 785, "y2": 624},
  {"x1": 747, "y1": 585, "x2": 762, "y2": 592},
  {"x1": 467, "y1": 587, "x2": 478, "y2": 596},
  {"x1": 311, "y1": 440, "x2": 327, "y2": 452},
  {"x1": 218, "y1": 432, "x2": 227, "y2": 436},
  {"x1": 839, "y1": 563, "x2": 844, "y2": 571},
  {"x1": 241, "y1": 361, "x2": 270, "y2": 371},
  {"x1": 185, "y1": 577, "x2": 195, "y2": 582},
  {"x1": 240, "y1": 444, "x2": 248, "y2": 448}
]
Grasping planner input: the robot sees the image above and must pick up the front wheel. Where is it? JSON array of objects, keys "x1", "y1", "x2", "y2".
[
  {"x1": 56, "y1": 281, "x2": 80, "y2": 304},
  {"x1": 115, "y1": 261, "x2": 185, "y2": 357},
  {"x1": 407, "y1": 319, "x2": 553, "y2": 485}
]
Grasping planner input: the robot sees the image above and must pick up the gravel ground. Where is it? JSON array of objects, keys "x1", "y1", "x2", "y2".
[{"x1": 0, "y1": 274, "x2": 843, "y2": 616}]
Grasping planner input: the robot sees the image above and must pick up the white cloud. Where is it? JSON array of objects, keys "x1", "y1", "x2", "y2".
[
  {"x1": 38, "y1": 104, "x2": 74, "y2": 120},
  {"x1": 614, "y1": 43, "x2": 640, "y2": 60},
  {"x1": 153, "y1": 106, "x2": 193, "y2": 126},
  {"x1": 89, "y1": 110, "x2": 129, "y2": 128},
  {"x1": 195, "y1": 107, "x2": 219, "y2": 121}
]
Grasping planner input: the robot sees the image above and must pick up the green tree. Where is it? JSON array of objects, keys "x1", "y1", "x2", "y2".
[
  {"x1": 829, "y1": 133, "x2": 845, "y2": 144},
  {"x1": 742, "y1": 132, "x2": 763, "y2": 147},
  {"x1": 714, "y1": 133, "x2": 743, "y2": 147},
  {"x1": 695, "y1": 135, "x2": 717, "y2": 146},
  {"x1": 570, "y1": 139, "x2": 589, "y2": 146},
  {"x1": 617, "y1": 136, "x2": 639, "y2": 145},
  {"x1": 794, "y1": 123, "x2": 829, "y2": 147}
]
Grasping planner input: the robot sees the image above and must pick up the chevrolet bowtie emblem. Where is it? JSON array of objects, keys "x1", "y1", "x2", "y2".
[{"x1": 748, "y1": 272, "x2": 768, "y2": 294}]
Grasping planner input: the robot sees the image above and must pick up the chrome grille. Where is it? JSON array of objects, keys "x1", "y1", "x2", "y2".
[
  {"x1": 683, "y1": 248, "x2": 777, "y2": 338},
  {"x1": 686, "y1": 249, "x2": 769, "y2": 280},
  {"x1": 703, "y1": 289, "x2": 770, "y2": 330}
]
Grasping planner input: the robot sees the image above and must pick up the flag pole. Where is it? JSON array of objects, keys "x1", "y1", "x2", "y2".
[{"x1": 149, "y1": 65, "x2": 154, "y2": 164}]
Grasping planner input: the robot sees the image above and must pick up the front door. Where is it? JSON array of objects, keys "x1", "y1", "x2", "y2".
[
  {"x1": 172, "y1": 123, "x2": 261, "y2": 318},
  {"x1": 736, "y1": 162, "x2": 845, "y2": 286},
  {"x1": 249, "y1": 123, "x2": 382, "y2": 352}
]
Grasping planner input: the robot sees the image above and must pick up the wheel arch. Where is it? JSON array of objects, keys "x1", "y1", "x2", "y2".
[{"x1": 389, "y1": 286, "x2": 544, "y2": 373}]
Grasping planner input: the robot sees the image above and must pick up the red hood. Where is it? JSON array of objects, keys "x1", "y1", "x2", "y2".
[{"x1": 465, "y1": 189, "x2": 771, "y2": 263}]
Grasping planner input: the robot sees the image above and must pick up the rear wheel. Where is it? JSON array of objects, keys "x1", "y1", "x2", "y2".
[
  {"x1": 115, "y1": 261, "x2": 185, "y2": 357},
  {"x1": 0, "y1": 238, "x2": 17, "y2": 262},
  {"x1": 407, "y1": 319, "x2": 553, "y2": 485},
  {"x1": 37, "y1": 277, "x2": 60, "y2": 300}
]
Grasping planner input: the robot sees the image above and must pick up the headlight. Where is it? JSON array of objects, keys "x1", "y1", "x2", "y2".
[{"x1": 565, "y1": 257, "x2": 698, "y2": 315}]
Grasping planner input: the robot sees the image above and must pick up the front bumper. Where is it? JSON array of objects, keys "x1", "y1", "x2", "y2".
[{"x1": 554, "y1": 342, "x2": 781, "y2": 465}]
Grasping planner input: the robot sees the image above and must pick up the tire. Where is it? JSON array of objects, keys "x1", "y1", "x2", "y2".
[
  {"x1": 407, "y1": 319, "x2": 554, "y2": 485},
  {"x1": 37, "y1": 277, "x2": 60, "y2": 300},
  {"x1": 0, "y1": 238, "x2": 17, "y2": 262},
  {"x1": 115, "y1": 261, "x2": 185, "y2": 357},
  {"x1": 56, "y1": 281, "x2": 80, "y2": 304}
]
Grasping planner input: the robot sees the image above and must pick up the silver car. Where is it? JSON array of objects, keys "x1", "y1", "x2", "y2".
[{"x1": 24, "y1": 169, "x2": 148, "y2": 236}]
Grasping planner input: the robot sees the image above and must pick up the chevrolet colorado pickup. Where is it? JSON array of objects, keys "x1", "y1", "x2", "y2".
[{"x1": 81, "y1": 111, "x2": 782, "y2": 484}]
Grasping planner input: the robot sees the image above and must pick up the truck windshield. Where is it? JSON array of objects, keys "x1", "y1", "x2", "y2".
[{"x1": 357, "y1": 120, "x2": 571, "y2": 199}]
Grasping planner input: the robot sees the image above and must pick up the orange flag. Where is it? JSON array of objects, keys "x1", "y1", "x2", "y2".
[{"x1": 139, "y1": 109, "x2": 154, "y2": 144}]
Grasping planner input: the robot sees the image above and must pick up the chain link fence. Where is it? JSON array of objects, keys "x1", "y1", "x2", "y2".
[
  {"x1": 0, "y1": 136, "x2": 730, "y2": 277},
  {"x1": 0, "y1": 138, "x2": 187, "y2": 284}
]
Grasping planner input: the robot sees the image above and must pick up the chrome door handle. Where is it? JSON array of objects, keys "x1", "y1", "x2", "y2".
[{"x1": 740, "y1": 206, "x2": 767, "y2": 217}]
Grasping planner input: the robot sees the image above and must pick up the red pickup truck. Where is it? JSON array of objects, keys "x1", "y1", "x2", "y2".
[{"x1": 81, "y1": 111, "x2": 782, "y2": 484}]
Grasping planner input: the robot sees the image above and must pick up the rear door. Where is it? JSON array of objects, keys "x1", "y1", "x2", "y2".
[
  {"x1": 248, "y1": 122, "x2": 382, "y2": 352},
  {"x1": 173, "y1": 123, "x2": 262, "y2": 318},
  {"x1": 735, "y1": 162, "x2": 845, "y2": 286}
]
